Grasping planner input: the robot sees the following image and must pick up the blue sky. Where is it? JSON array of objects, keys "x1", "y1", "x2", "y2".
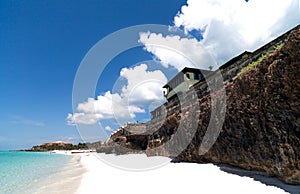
[
  {"x1": 0, "y1": 0, "x2": 298, "y2": 150},
  {"x1": 0, "y1": 0, "x2": 187, "y2": 149}
]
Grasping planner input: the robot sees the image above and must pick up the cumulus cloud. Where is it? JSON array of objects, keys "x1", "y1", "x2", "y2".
[
  {"x1": 68, "y1": 0, "x2": 299, "y2": 126},
  {"x1": 67, "y1": 113, "x2": 99, "y2": 126},
  {"x1": 66, "y1": 91, "x2": 145, "y2": 125},
  {"x1": 67, "y1": 64, "x2": 167, "y2": 125},
  {"x1": 119, "y1": 64, "x2": 167, "y2": 104},
  {"x1": 139, "y1": 33, "x2": 215, "y2": 70},
  {"x1": 176, "y1": 0, "x2": 299, "y2": 64},
  {"x1": 105, "y1": 126, "x2": 113, "y2": 131},
  {"x1": 140, "y1": 0, "x2": 299, "y2": 67}
]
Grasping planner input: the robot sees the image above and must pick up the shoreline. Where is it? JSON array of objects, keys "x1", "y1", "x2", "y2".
[
  {"x1": 30, "y1": 152, "x2": 86, "y2": 194},
  {"x1": 27, "y1": 151, "x2": 296, "y2": 193},
  {"x1": 0, "y1": 151, "x2": 85, "y2": 194},
  {"x1": 23, "y1": 150, "x2": 293, "y2": 193},
  {"x1": 43, "y1": 150, "x2": 93, "y2": 193}
]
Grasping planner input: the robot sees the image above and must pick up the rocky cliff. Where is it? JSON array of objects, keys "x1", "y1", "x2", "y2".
[
  {"x1": 97, "y1": 25, "x2": 300, "y2": 184},
  {"x1": 174, "y1": 25, "x2": 300, "y2": 184}
]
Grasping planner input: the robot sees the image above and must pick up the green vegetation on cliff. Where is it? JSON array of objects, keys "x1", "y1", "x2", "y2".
[{"x1": 237, "y1": 43, "x2": 284, "y2": 77}]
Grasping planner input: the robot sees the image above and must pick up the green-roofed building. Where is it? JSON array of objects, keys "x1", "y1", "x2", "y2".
[{"x1": 163, "y1": 67, "x2": 212, "y2": 101}]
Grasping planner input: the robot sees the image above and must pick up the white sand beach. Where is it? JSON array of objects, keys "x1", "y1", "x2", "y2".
[
  {"x1": 33, "y1": 155, "x2": 84, "y2": 194},
  {"x1": 75, "y1": 153, "x2": 289, "y2": 194}
]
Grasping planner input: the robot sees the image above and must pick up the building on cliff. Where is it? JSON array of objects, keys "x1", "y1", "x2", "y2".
[
  {"x1": 97, "y1": 24, "x2": 300, "y2": 185},
  {"x1": 150, "y1": 24, "x2": 293, "y2": 120},
  {"x1": 163, "y1": 67, "x2": 213, "y2": 101}
]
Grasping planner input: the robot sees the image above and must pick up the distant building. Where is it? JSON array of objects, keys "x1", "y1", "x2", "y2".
[{"x1": 163, "y1": 67, "x2": 212, "y2": 101}]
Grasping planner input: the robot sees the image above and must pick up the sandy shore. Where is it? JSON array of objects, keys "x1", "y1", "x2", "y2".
[
  {"x1": 75, "y1": 153, "x2": 288, "y2": 194},
  {"x1": 21, "y1": 152, "x2": 86, "y2": 194}
]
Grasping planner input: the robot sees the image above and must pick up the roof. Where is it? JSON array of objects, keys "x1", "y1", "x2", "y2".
[
  {"x1": 181, "y1": 67, "x2": 208, "y2": 74},
  {"x1": 163, "y1": 67, "x2": 213, "y2": 88},
  {"x1": 219, "y1": 51, "x2": 252, "y2": 70}
]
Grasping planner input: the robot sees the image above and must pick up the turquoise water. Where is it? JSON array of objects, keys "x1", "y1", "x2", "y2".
[{"x1": 0, "y1": 151, "x2": 74, "y2": 194}]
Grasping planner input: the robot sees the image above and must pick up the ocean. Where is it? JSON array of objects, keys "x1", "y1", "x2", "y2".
[{"x1": 0, "y1": 151, "x2": 84, "y2": 194}]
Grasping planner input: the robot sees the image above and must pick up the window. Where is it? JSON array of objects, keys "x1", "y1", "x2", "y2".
[
  {"x1": 186, "y1": 74, "x2": 190, "y2": 79},
  {"x1": 199, "y1": 74, "x2": 203, "y2": 80},
  {"x1": 194, "y1": 73, "x2": 203, "y2": 80}
]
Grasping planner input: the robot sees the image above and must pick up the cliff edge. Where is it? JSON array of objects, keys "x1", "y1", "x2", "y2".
[
  {"x1": 97, "y1": 25, "x2": 300, "y2": 184},
  {"x1": 174, "y1": 25, "x2": 300, "y2": 184}
]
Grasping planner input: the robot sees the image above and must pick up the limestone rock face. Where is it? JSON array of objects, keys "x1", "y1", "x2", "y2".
[
  {"x1": 97, "y1": 25, "x2": 300, "y2": 184},
  {"x1": 175, "y1": 26, "x2": 300, "y2": 184}
]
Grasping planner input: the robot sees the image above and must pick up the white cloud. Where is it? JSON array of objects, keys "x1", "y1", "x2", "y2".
[
  {"x1": 119, "y1": 64, "x2": 167, "y2": 104},
  {"x1": 105, "y1": 126, "x2": 113, "y2": 131},
  {"x1": 173, "y1": 0, "x2": 299, "y2": 65},
  {"x1": 67, "y1": 112, "x2": 100, "y2": 126},
  {"x1": 139, "y1": 33, "x2": 215, "y2": 70},
  {"x1": 139, "y1": 0, "x2": 299, "y2": 68},
  {"x1": 67, "y1": 91, "x2": 145, "y2": 125},
  {"x1": 67, "y1": 64, "x2": 167, "y2": 125}
]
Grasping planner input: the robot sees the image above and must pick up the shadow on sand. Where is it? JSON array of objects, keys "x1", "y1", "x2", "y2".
[
  {"x1": 170, "y1": 159, "x2": 299, "y2": 194},
  {"x1": 217, "y1": 164, "x2": 300, "y2": 194}
]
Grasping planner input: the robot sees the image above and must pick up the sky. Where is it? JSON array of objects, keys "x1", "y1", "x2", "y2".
[{"x1": 0, "y1": 0, "x2": 299, "y2": 150}]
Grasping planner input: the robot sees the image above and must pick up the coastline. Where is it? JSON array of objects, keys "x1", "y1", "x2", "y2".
[
  {"x1": 75, "y1": 153, "x2": 289, "y2": 194},
  {"x1": 28, "y1": 152, "x2": 86, "y2": 194},
  {"x1": 0, "y1": 151, "x2": 85, "y2": 194},
  {"x1": 7, "y1": 151, "x2": 294, "y2": 193}
]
